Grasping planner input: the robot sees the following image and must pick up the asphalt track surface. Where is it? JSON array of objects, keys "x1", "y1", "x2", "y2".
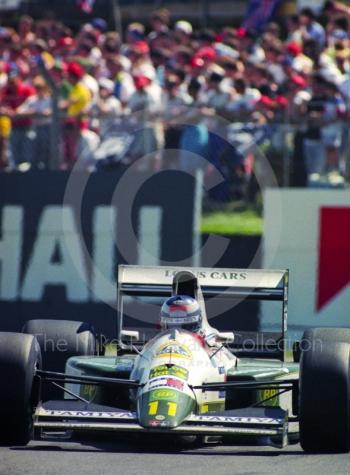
[{"x1": 1, "y1": 436, "x2": 350, "y2": 475}]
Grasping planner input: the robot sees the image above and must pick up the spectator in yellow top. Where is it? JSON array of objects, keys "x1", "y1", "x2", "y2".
[
  {"x1": 65, "y1": 62, "x2": 91, "y2": 117},
  {"x1": 61, "y1": 61, "x2": 92, "y2": 168}
]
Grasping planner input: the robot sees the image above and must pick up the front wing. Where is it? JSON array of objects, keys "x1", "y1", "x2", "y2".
[{"x1": 34, "y1": 400, "x2": 289, "y2": 447}]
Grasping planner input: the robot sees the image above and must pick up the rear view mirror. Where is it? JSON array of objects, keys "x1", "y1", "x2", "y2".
[
  {"x1": 206, "y1": 331, "x2": 235, "y2": 346},
  {"x1": 216, "y1": 332, "x2": 235, "y2": 343},
  {"x1": 121, "y1": 330, "x2": 140, "y2": 341}
]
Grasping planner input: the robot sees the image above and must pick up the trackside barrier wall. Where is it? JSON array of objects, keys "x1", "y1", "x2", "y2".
[
  {"x1": 263, "y1": 189, "x2": 350, "y2": 338},
  {"x1": 0, "y1": 170, "x2": 200, "y2": 336}
]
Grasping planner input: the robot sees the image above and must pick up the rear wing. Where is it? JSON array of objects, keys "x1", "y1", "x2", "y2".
[{"x1": 117, "y1": 265, "x2": 289, "y2": 360}]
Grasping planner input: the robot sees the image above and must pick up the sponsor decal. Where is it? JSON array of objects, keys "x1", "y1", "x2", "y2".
[
  {"x1": 166, "y1": 378, "x2": 184, "y2": 390},
  {"x1": 163, "y1": 314, "x2": 197, "y2": 323},
  {"x1": 155, "y1": 415, "x2": 165, "y2": 421},
  {"x1": 148, "y1": 377, "x2": 169, "y2": 390},
  {"x1": 148, "y1": 377, "x2": 184, "y2": 391},
  {"x1": 81, "y1": 385, "x2": 97, "y2": 400},
  {"x1": 149, "y1": 365, "x2": 189, "y2": 381},
  {"x1": 149, "y1": 420, "x2": 161, "y2": 427},
  {"x1": 317, "y1": 207, "x2": 350, "y2": 311},
  {"x1": 36, "y1": 409, "x2": 136, "y2": 419},
  {"x1": 0, "y1": 204, "x2": 163, "y2": 302},
  {"x1": 149, "y1": 419, "x2": 170, "y2": 427},
  {"x1": 156, "y1": 343, "x2": 192, "y2": 359},
  {"x1": 164, "y1": 270, "x2": 247, "y2": 281},
  {"x1": 0, "y1": 169, "x2": 199, "y2": 307},
  {"x1": 259, "y1": 389, "x2": 279, "y2": 407},
  {"x1": 149, "y1": 389, "x2": 177, "y2": 401},
  {"x1": 160, "y1": 421, "x2": 170, "y2": 427},
  {"x1": 169, "y1": 304, "x2": 189, "y2": 313},
  {"x1": 187, "y1": 414, "x2": 283, "y2": 425}
]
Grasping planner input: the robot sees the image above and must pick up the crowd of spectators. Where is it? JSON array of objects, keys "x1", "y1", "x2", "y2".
[{"x1": 0, "y1": 2, "x2": 350, "y2": 191}]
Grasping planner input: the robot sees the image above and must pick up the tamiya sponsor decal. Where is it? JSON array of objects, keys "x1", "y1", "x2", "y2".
[
  {"x1": 156, "y1": 342, "x2": 192, "y2": 359},
  {"x1": 149, "y1": 364, "x2": 189, "y2": 380},
  {"x1": 187, "y1": 414, "x2": 283, "y2": 425},
  {"x1": 36, "y1": 408, "x2": 136, "y2": 419}
]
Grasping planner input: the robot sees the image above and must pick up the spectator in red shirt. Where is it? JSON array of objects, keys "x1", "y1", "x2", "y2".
[{"x1": 0, "y1": 63, "x2": 35, "y2": 167}]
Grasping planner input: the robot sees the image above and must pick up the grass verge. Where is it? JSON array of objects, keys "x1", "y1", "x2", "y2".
[{"x1": 201, "y1": 204, "x2": 263, "y2": 236}]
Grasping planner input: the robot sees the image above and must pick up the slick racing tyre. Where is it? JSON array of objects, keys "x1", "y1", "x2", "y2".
[
  {"x1": 0, "y1": 332, "x2": 41, "y2": 445},
  {"x1": 299, "y1": 328, "x2": 350, "y2": 453},
  {"x1": 23, "y1": 319, "x2": 97, "y2": 400}
]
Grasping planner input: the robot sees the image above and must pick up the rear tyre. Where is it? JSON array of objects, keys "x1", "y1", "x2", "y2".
[
  {"x1": 23, "y1": 319, "x2": 97, "y2": 400},
  {"x1": 0, "y1": 332, "x2": 41, "y2": 445},
  {"x1": 302, "y1": 328, "x2": 350, "y2": 346},
  {"x1": 299, "y1": 328, "x2": 350, "y2": 453}
]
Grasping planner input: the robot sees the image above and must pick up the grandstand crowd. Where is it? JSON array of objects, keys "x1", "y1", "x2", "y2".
[{"x1": 0, "y1": 1, "x2": 350, "y2": 189}]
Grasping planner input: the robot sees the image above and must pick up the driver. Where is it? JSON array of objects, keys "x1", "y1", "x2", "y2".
[
  {"x1": 160, "y1": 295, "x2": 202, "y2": 333},
  {"x1": 160, "y1": 295, "x2": 236, "y2": 365}
]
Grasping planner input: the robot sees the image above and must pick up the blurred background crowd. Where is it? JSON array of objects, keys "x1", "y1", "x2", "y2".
[{"x1": 0, "y1": 0, "x2": 350, "y2": 197}]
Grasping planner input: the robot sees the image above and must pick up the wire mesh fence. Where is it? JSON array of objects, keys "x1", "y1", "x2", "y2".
[{"x1": 1, "y1": 108, "x2": 349, "y2": 199}]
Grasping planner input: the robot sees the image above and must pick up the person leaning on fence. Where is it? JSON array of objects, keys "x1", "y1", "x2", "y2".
[
  {"x1": 60, "y1": 61, "x2": 92, "y2": 169},
  {"x1": 91, "y1": 78, "x2": 122, "y2": 138},
  {"x1": 0, "y1": 113, "x2": 10, "y2": 170},
  {"x1": 0, "y1": 63, "x2": 35, "y2": 168},
  {"x1": 0, "y1": 62, "x2": 11, "y2": 169},
  {"x1": 126, "y1": 73, "x2": 163, "y2": 171},
  {"x1": 16, "y1": 76, "x2": 52, "y2": 170}
]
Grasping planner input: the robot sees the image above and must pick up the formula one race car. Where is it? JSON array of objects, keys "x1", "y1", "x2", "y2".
[{"x1": 1, "y1": 265, "x2": 350, "y2": 453}]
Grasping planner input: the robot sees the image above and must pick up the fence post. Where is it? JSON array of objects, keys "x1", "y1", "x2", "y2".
[
  {"x1": 111, "y1": 0, "x2": 123, "y2": 42},
  {"x1": 282, "y1": 110, "x2": 290, "y2": 188},
  {"x1": 37, "y1": 57, "x2": 61, "y2": 170},
  {"x1": 201, "y1": 0, "x2": 209, "y2": 28}
]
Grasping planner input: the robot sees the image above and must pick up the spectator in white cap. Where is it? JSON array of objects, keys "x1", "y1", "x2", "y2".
[
  {"x1": 200, "y1": 65, "x2": 230, "y2": 112},
  {"x1": 91, "y1": 78, "x2": 122, "y2": 138},
  {"x1": 175, "y1": 20, "x2": 193, "y2": 45}
]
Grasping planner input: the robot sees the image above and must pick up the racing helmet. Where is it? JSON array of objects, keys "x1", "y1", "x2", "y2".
[{"x1": 160, "y1": 295, "x2": 202, "y2": 332}]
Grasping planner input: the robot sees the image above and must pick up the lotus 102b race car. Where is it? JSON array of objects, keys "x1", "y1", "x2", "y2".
[{"x1": 1, "y1": 265, "x2": 350, "y2": 453}]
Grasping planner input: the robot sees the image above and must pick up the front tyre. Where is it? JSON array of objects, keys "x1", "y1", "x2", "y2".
[
  {"x1": 0, "y1": 332, "x2": 41, "y2": 445},
  {"x1": 23, "y1": 319, "x2": 97, "y2": 400}
]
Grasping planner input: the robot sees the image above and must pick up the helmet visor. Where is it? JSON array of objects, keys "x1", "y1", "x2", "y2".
[{"x1": 160, "y1": 314, "x2": 201, "y2": 331}]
